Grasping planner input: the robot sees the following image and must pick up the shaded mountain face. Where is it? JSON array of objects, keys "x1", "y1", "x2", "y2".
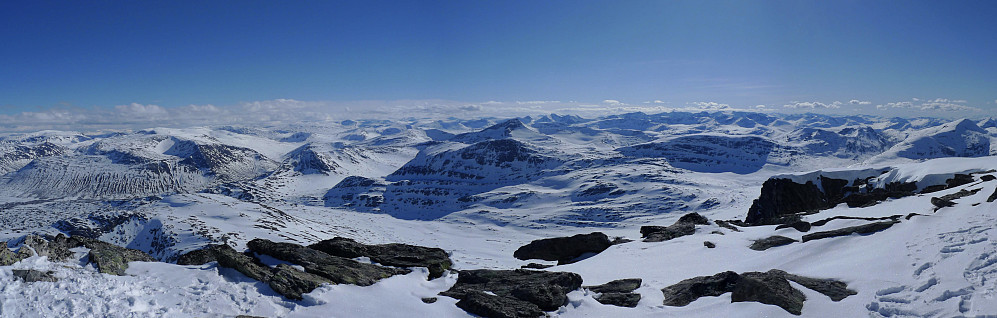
[{"x1": 618, "y1": 135, "x2": 778, "y2": 174}]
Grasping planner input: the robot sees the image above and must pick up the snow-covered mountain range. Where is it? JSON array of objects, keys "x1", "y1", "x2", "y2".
[{"x1": 0, "y1": 111, "x2": 995, "y2": 317}]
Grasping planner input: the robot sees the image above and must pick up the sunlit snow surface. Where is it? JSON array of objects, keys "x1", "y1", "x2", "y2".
[{"x1": 0, "y1": 112, "x2": 995, "y2": 317}]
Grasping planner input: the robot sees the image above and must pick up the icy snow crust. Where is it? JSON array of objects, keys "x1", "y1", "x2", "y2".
[{"x1": 0, "y1": 111, "x2": 995, "y2": 317}]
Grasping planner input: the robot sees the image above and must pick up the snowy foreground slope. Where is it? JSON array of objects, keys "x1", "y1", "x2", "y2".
[{"x1": 0, "y1": 111, "x2": 995, "y2": 317}]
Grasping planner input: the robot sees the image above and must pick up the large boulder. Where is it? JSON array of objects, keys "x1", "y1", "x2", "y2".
[
  {"x1": 247, "y1": 238, "x2": 408, "y2": 286},
  {"x1": 585, "y1": 278, "x2": 642, "y2": 307},
  {"x1": 441, "y1": 269, "x2": 583, "y2": 317},
  {"x1": 661, "y1": 271, "x2": 740, "y2": 306},
  {"x1": 512, "y1": 232, "x2": 612, "y2": 265},
  {"x1": 661, "y1": 269, "x2": 855, "y2": 315},
  {"x1": 70, "y1": 237, "x2": 155, "y2": 276},
  {"x1": 308, "y1": 237, "x2": 452, "y2": 279},
  {"x1": 732, "y1": 271, "x2": 805, "y2": 315},
  {"x1": 641, "y1": 213, "x2": 710, "y2": 242}
]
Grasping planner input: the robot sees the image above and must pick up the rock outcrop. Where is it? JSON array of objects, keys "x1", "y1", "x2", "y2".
[
  {"x1": 440, "y1": 269, "x2": 583, "y2": 318},
  {"x1": 661, "y1": 269, "x2": 855, "y2": 315},
  {"x1": 585, "y1": 278, "x2": 642, "y2": 307},
  {"x1": 513, "y1": 232, "x2": 612, "y2": 265},
  {"x1": 247, "y1": 239, "x2": 409, "y2": 286},
  {"x1": 176, "y1": 244, "x2": 332, "y2": 300},
  {"x1": 801, "y1": 221, "x2": 899, "y2": 242},
  {"x1": 749, "y1": 236, "x2": 797, "y2": 251},
  {"x1": 309, "y1": 237, "x2": 452, "y2": 279},
  {"x1": 641, "y1": 213, "x2": 710, "y2": 242},
  {"x1": 12, "y1": 269, "x2": 58, "y2": 283},
  {"x1": 72, "y1": 237, "x2": 156, "y2": 275}
]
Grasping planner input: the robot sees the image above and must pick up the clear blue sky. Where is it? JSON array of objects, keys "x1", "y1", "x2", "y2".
[{"x1": 2, "y1": 0, "x2": 996, "y2": 114}]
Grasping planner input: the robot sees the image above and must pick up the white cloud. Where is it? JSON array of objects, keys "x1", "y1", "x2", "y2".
[
  {"x1": 849, "y1": 99, "x2": 871, "y2": 105},
  {"x1": 876, "y1": 98, "x2": 980, "y2": 112},
  {"x1": 783, "y1": 101, "x2": 840, "y2": 109},
  {"x1": 115, "y1": 103, "x2": 168, "y2": 115},
  {"x1": 653, "y1": 100, "x2": 665, "y2": 104},
  {"x1": 755, "y1": 105, "x2": 767, "y2": 109},
  {"x1": 602, "y1": 99, "x2": 624, "y2": 105},
  {"x1": 688, "y1": 101, "x2": 730, "y2": 110}
]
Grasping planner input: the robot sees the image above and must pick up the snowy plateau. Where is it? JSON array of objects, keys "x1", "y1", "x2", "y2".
[{"x1": 0, "y1": 111, "x2": 996, "y2": 317}]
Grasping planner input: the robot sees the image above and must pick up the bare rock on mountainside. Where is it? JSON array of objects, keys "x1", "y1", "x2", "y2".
[
  {"x1": 308, "y1": 237, "x2": 452, "y2": 279},
  {"x1": 247, "y1": 238, "x2": 409, "y2": 286},
  {"x1": 641, "y1": 213, "x2": 710, "y2": 242},
  {"x1": 801, "y1": 221, "x2": 899, "y2": 243},
  {"x1": 12, "y1": 269, "x2": 58, "y2": 283},
  {"x1": 176, "y1": 244, "x2": 331, "y2": 300},
  {"x1": 662, "y1": 269, "x2": 855, "y2": 315},
  {"x1": 441, "y1": 269, "x2": 583, "y2": 318},
  {"x1": 749, "y1": 236, "x2": 797, "y2": 251},
  {"x1": 513, "y1": 232, "x2": 613, "y2": 265}
]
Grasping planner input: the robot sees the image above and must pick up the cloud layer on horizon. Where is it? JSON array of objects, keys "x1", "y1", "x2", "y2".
[{"x1": 0, "y1": 97, "x2": 990, "y2": 133}]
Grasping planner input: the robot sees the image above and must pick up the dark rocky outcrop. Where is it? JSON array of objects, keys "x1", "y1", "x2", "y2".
[
  {"x1": 749, "y1": 236, "x2": 797, "y2": 251},
  {"x1": 0, "y1": 242, "x2": 19, "y2": 266},
  {"x1": 73, "y1": 237, "x2": 156, "y2": 276},
  {"x1": 743, "y1": 171, "x2": 983, "y2": 225},
  {"x1": 981, "y1": 175, "x2": 996, "y2": 182},
  {"x1": 641, "y1": 213, "x2": 710, "y2": 242},
  {"x1": 931, "y1": 188, "x2": 983, "y2": 210},
  {"x1": 732, "y1": 271, "x2": 805, "y2": 315},
  {"x1": 775, "y1": 221, "x2": 812, "y2": 232},
  {"x1": 441, "y1": 269, "x2": 583, "y2": 317},
  {"x1": 801, "y1": 221, "x2": 899, "y2": 243},
  {"x1": 810, "y1": 215, "x2": 902, "y2": 227},
  {"x1": 513, "y1": 232, "x2": 612, "y2": 265},
  {"x1": 704, "y1": 241, "x2": 716, "y2": 248},
  {"x1": 989, "y1": 188, "x2": 997, "y2": 203},
  {"x1": 715, "y1": 220, "x2": 742, "y2": 232},
  {"x1": 309, "y1": 237, "x2": 452, "y2": 279},
  {"x1": 661, "y1": 269, "x2": 855, "y2": 315},
  {"x1": 248, "y1": 239, "x2": 409, "y2": 286},
  {"x1": 176, "y1": 244, "x2": 331, "y2": 300},
  {"x1": 662, "y1": 271, "x2": 741, "y2": 307},
  {"x1": 585, "y1": 278, "x2": 642, "y2": 307},
  {"x1": 931, "y1": 197, "x2": 956, "y2": 209},
  {"x1": 745, "y1": 178, "x2": 829, "y2": 225},
  {"x1": 12, "y1": 269, "x2": 58, "y2": 283},
  {"x1": 521, "y1": 263, "x2": 552, "y2": 269},
  {"x1": 16, "y1": 235, "x2": 74, "y2": 262}
]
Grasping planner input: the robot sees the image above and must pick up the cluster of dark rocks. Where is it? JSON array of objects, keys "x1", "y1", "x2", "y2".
[
  {"x1": 745, "y1": 172, "x2": 986, "y2": 226},
  {"x1": 1, "y1": 234, "x2": 155, "y2": 276},
  {"x1": 640, "y1": 212, "x2": 710, "y2": 242},
  {"x1": 661, "y1": 269, "x2": 856, "y2": 315}
]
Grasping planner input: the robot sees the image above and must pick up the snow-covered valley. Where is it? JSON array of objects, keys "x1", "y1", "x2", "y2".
[{"x1": 1, "y1": 111, "x2": 996, "y2": 317}]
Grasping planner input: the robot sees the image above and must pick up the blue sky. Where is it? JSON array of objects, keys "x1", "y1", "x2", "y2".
[{"x1": 1, "y1": 1, "x2": 996, "y2": 119}]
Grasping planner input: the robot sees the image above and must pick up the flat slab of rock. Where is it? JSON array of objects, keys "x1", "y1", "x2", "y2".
[
  {"x1": 248, "y1": 239, "x2": 408, "y2": 286},
  {"x1": 12, "y1": 269, "x2": 58, "y2": 283},
  {"x1": 308, "y1": 237, "x2": 452, "y2": 279},
  {"x1": 801, "y1": 221, "x2": 899, "y2": 243},
  {"x1": 441, "y1": 269, "x2": 583, "y2": 317},
  {"x1": 661, "y1": 269, "x2": 855, "y2": 315},
  {"x1": 513, "y1": 232, "x2": 611, "y2": 265},
  {"x1": 749, "y1": 236, "x2": 797, "y2": 251},
  {"x1": 642, "y1": 213, "x2": 709, "y2": 242}
]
